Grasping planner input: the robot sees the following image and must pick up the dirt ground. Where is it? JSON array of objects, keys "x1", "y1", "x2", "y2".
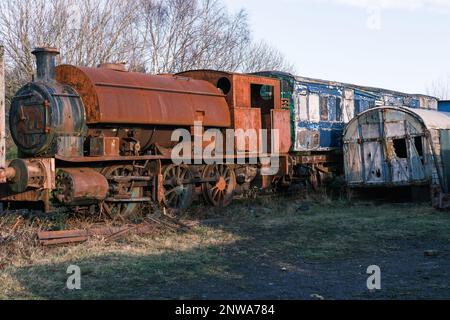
[{"x1": 1, "y1": 194, "x2": 450, "y2": 300}]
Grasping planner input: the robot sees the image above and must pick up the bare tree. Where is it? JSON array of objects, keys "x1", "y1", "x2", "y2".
[
  {"x1": 427, "y1": 75, "x2": 450, "y2": 100},
  {"x1": 137, "y1": 0, "x2": 250, "y2": 73},
  {"x1": 0, "y1": 0, "x2": 140, "y2": 86},
  {"x1": 241, "y1": 40, "x2": 295, "y2": 73},
  {"x1": 0, "y1": 0, "x2": 294, "y2": 81},
  {"x1": 136, "y1": 0, "x2": 294, "y2": 74}
]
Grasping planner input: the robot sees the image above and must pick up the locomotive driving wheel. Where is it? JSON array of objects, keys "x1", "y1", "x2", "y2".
[
  {"x1": 162, "y1": 164, "x2": 194, "y2": 212},
  {"x1": 202, "y1": 164, "x2": 236, "y2": 207},
  {"x1": 101, "y1": 165, "x2": 144, "y2": 221}
]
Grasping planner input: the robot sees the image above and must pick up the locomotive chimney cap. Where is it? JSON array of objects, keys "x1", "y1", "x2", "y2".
[
  {"x1": 32, "y1": 47, "x2": 60, "y2": 55},
  {"x1": 32, "y1": 47, "x2": 60, "y2": 81}
]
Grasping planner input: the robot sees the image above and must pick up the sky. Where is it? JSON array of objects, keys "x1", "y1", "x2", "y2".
[{"x1": 225, "y1": 0, "x2": 450, "y2": 95}]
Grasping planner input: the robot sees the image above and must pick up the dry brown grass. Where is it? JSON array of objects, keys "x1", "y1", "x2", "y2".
[{"x1": 1, "y1": 194, "x2": 450, "y2": 299}]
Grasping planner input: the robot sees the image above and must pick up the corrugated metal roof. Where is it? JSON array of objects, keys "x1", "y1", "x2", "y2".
[
  {"x1": 346, "y1": 106, "x2": 450, "y2": 133},
  {"x1": 404, "y1": 107, "x2": 450, "y2": 130},
  {"x1": 255, "y1": 71, "x2": 438, "y2": 100}
]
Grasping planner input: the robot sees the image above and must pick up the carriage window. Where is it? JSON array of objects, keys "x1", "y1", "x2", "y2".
[
  {"x1": 298, "y1": 94, "x2": 308, "y2": 121},
  {"x1": 335, "y1": 97, "x2": 342, "y2": 122},
  {"x1": 320, "y1": 96, "x2": 328, "y2": 121},
  {"x1": 393, "y1": 138, "x2": 408, "y2": 159},
  {"x1": 308, "y1": 94, "x2": 320, "y2": 122}
]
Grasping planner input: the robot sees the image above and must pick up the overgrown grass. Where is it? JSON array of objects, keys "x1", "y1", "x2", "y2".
[{"x1": 1, "y1": 196, "x2": 450, "y2": 299}]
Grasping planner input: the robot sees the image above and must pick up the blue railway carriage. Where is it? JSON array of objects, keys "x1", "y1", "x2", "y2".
[
  {"x1": 438, "y1": 100, "x2": 450, "y2": 112},
  {"x1": 254, "y1": 71, "x2": 438, "y2": 187}
]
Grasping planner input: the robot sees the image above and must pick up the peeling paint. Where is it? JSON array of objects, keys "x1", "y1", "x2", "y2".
[
  {"x1": 343, "y1": 106, "x2": 450, "y2": 191},
  {"x1": 254, "y1": 71, "x2": 439, "y2": 153}
]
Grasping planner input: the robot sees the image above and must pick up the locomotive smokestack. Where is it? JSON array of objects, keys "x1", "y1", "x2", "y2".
[{"x1": 32, "y1": 47, "x2": 60, "y2": 81}]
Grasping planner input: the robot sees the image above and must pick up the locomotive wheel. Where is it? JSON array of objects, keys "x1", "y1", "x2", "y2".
[
  {"x1": 101, "y1": 165, "x2": 144, "y2": 221},
  {"x1": 202, "y1": 164, "x2": 236, "y2": 207},
  {"x1": 162, "y1": 165, "x2": 194, "y2": 211}
]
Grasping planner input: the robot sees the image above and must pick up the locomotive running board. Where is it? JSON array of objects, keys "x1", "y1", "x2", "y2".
[{"x1": 55, "y1": 153, "x2": 274, "y2": 163}]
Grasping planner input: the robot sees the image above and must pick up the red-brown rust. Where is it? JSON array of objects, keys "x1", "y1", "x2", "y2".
[
  {"x1": 177, "y1": 70, "x2": 289, "y2": 154},
  {"x1": 55, "y1": 65, "x2": 231, "y2": 127},
  {"x1": 271, "y1": 109, "x2": 291, "y2": 154},
  {"x1": 177, "y1": 70, "x2": 282, "y2": 110}
]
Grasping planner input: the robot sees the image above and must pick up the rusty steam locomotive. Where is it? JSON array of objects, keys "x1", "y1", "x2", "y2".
[{"x1": 0, "y1": 48, "x2": 292, "y2": 218}]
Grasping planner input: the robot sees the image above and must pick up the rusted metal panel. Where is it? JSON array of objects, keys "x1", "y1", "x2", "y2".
[
  {"x1": 0, "y1": 188, "x2": 48, "y2": 202},
  {"x1": 90, "y1": 137, "x2": 120, "y2": 157},
  {"x1": 271, "y1": 109, "x2": 291, "y2": 154},
  {"x1": 233, "y1": 107, "x2": 261, "y2": 153},
  {"x1": 177, "y1": 70, "x2": 282, "y2": 112},
  {"x1": 56, "y1": 66, "x2": 231, "y2": 128},
  {"x1": 296, "y1": 129, "x2": 320, "y2": 150}
]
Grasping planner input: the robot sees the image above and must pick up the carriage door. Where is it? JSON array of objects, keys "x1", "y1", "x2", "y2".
[
  {"x1": 360, "y1": 112, "x2": 385, "y2": 184},
  {"x1": 440, "y1": 130, "x2": 450, "y2": 192}
]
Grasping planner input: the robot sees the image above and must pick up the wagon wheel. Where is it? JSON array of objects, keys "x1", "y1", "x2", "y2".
[
  {"x1": 101, "y1": 165, "x2": 144, "y2": 221},
  {"x1": 162, "y1": 164, "x2": 194, "y2": 212},
  {"x1": 202, "y1": 164, "x2": 236, "y2": 207}
]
